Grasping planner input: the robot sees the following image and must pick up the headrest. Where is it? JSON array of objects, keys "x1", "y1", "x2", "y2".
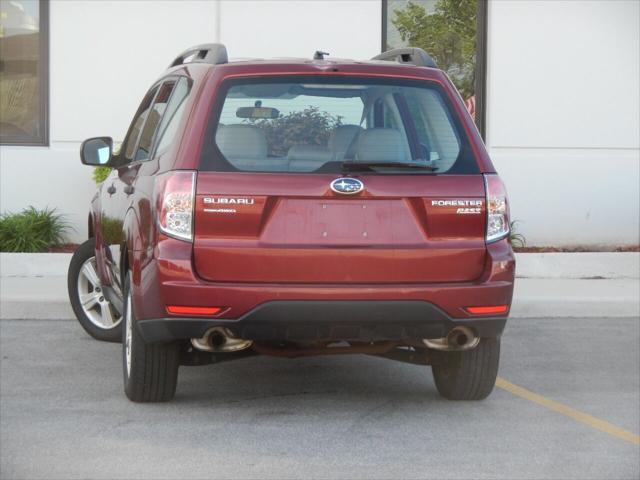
[
  {"x1": 215, "y1": 124, "x2": 267, "y2": 159},
  {"x1": 355, "y1": 128, "x2": 406, "y2": 162},
  {"x1": 329, "y1": 125, "x2": 363, "y2": 160}
]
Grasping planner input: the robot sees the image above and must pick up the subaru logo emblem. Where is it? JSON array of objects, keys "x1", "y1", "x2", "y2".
[{"x1": 330, "y1": 177, "x2": 364, "y2": 195}]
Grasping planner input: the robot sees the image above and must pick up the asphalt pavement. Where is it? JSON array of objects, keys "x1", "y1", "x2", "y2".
[{"x1": 0, "y1": 317, "x2": 639, "y2": 479}]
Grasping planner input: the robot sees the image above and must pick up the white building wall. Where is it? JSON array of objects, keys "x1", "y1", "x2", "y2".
[
  {"x1": 0, "y1": 0, "x2": 380, "y2": 243},
  {"x1": 218, "y1": 0, "x2": 381, "y2": 59},
  {"x1": 486, "y1": 0, "x2": 640, "y2": 247},
  {"x1": 0, "y1": 0, "x2": 220, "y2": 241},
  {"x1": 1, "y1": 0, "x2": 638, "y2": 247}
]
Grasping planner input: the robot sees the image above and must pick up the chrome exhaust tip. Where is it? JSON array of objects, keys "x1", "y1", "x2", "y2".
[
  {"x1": 423, "y1": 326, "x2": 479, "y2": 351},
  {"x1": 191, "y1": 327, "x2": 253, "y2": 353}
]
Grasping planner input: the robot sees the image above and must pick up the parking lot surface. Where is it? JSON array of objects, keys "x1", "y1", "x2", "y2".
[{"x1": 1, "y1": 317, "x2": 639, "y2": 479}]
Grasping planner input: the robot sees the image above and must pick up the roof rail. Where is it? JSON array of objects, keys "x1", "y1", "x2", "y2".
[
  {"x1": 169, "y1": 43, "x2": 228, "y2": 68},
  {"x1": 371, "y1": 47, "x2": 437, "y2": 69}
]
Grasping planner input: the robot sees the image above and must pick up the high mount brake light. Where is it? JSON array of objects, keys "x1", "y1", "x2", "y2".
[
  {"x1": 484, "y1": 174, "x2": 510, "y2": 243},
  {"x1": 154, "y1": 171, "x2": 196, "y2": 242}
]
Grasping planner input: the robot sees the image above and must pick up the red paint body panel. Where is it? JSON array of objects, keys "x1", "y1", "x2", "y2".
[{"x1": 193, "y1": 173, "x2": 487, "y2": 283}]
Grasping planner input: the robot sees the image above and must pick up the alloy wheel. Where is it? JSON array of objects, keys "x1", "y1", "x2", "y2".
[
  {"x1": 76, "y1": 257, "x2": 122, "y2": 329},
  {"x1": 124, "y1": 288, "x2": 133, "y2": 377}
]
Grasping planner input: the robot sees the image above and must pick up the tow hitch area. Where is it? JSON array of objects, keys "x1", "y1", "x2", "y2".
[{"x1": 185, "y1": 339, "x2": 439, "y2": 367}]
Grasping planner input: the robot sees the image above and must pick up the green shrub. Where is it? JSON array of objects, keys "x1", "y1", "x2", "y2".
[
  {"x1": 509, "y1": 220, "x2": 526, "y2": 248},
  {"x1": 93, "y1": 166, "x2": 112, "y2": 184},
  {"x1": 0, "y1": 207, "x2": 71, "y2": 252},
  {"x1": 92, "y1": 141, "x2": 120, "y2": 184}
]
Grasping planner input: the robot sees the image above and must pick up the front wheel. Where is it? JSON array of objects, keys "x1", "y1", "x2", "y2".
[
  {"x1": 431, "y1": 337, "x2": 500, "y2": 400},
  {"x1": 68, "y1": 238, "x2": 122, "y2": 342},
  {"x1": 122, "y1": 272, "x2": 179, "y2": 402}
]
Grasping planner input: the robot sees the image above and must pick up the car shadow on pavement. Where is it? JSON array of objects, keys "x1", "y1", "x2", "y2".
[{"x1": 172, "y1": 354, "x2": 445, "y2": 406}]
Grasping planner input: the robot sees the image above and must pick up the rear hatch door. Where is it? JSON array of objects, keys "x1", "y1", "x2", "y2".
[{"x1": 193, "y1": 172, "x2": 486, "y2": 283}]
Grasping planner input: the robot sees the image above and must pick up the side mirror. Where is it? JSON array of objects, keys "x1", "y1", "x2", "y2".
[{"x1": 80, "y1": 137, "x2": 113, "y2": 166}]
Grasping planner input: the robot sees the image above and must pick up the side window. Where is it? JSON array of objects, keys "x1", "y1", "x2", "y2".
[
  {"x1": 122, "y1": 86, "x2": 159, "y2": 162},
  {"x1": 133, "y1": 80, "x2": 176, "y2": 161},
  {"x1": 153, "y1": 78, "x2": 190, "y2": 155}
]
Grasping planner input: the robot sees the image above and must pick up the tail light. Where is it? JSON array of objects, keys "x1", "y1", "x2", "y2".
[
  {"x1": 154, "y1": 171, "x2": 196, "y2": 241},
  {"x1": 484, "y1": 174, "x2": 510, "y2": 242}
]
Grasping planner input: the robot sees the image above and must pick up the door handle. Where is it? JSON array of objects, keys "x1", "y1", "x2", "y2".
[
  {"x1": 124, "y1": 185, "x2": 135, "y2": 195},
  {"x1": 107, "y1": 184, "x2": 116, "y2": 195}
]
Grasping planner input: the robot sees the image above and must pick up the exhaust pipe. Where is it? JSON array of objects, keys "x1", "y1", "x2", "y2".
[
  {"x1": 208, "y1": 329, "x2": 227, "y2": 349},
  {"x1": 191, "y1": 327, "x2": 253, "y2": 353},
  {"x1": 423, "y1": 326, "x2": 479, "y2": 351}
]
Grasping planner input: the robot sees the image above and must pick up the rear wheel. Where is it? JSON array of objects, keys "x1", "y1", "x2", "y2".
[
  {"x1": 68, "y1": 238, "x2": 122, "y2": 342},
  {"x1": 431, "y1": 337, "x2": 500, "y2": 400},
  {"x1": 122, "y1": 272, "x2": 179, "y2": 402}
]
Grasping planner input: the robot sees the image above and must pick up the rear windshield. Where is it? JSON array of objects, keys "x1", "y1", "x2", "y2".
[{"x1": 199, "y1": 76, "x2": 478, "y2": 174}]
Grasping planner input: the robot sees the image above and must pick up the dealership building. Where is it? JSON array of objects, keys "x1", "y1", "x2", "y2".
[{"x1": 0, "y1": 0, "x2": 638, "y2": 247}]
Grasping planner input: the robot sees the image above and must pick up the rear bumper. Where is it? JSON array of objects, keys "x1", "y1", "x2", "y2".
[
  {"x1": 138, "y1": 300, "x2": 506, "y2": 343},
  {"x1": 132, "y1": 237, "x2": 515, "y2": 342}
]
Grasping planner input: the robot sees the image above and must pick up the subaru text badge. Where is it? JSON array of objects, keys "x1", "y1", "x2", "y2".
[{"x1": 330, "y1": 177, "x2": 364, "y2": 195}]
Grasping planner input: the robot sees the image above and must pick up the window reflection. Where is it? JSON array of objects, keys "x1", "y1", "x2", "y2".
[
  {"x1": 384, "y1": 0, "x2": 478, "y2": 121},
  {"x1": 0, "y1": 0, "x2": 46, "y2": 144}
]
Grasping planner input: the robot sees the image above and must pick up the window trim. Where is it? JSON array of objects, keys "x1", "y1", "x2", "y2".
[
  {"x1": 381, "y1": 0, "x2": 488, "y2": 139},
  {"x1": 149, "y1": 77, "x2": 191, "y2": 159},
  {"x1": 118, "y1": 75, "x2": 191, "y2": 169},
  {"x1": 132, "y1": 79, "x2": 177, "y2": 162},
  {"x1": 118, "y1": 83, "x2": 160, "y2": 166},
  {"x1": 0, "y1": 0, "x2": 49, "y2": 146}
]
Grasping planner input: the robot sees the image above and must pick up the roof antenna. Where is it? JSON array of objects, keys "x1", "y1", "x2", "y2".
[{"x1": 313, "y1": 50, "x2": 330, "y2": 60}]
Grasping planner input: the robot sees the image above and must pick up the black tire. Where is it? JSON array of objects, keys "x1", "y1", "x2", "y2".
[
  {"x1": 68, "y1": 238, "x2": 122, "y2": 343},
  {"x1": 431, "y1": 337, "x2": 500, "y2": 401},
  {"x1": 122, "y1": 272, "x2": 179, "y2": 402}
]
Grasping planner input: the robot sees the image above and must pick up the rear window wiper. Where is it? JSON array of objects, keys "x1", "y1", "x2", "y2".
[{"x1": 342, "y1": 160, "x2": 438, "y2": 172}]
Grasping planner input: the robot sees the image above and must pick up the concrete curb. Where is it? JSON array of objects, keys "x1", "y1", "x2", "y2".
[
  {"x1": 0, "y1": 276, "x2": 73, "y2": 320},
  {"x1": 515, "y1": 252, "x2": 639, "y2": 279},
  {"x1": 510, "y1": 278, "x2": 640, "y2": 318},
  {"x1": 1, "y1": 252, "x2": 638, "y2": 320},
  {"x1": 2, "y1": 252, "x2": 639, "y2": 279},
  {"x1": 1, "y1": 253, "x2": 72, "y2": 277},
  {"x1": 2, "y1": 278, "x2": 638, "y2": 320}
]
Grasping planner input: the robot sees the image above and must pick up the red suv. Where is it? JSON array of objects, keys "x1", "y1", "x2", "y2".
[{"x1": 67, "y1": 44, "x2": 515, "y2": 403}]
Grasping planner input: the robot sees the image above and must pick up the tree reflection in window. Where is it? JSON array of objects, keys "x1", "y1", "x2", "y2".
[
  {"x1": 0, "y1": 0, "x2": 47, "y2": 145},
  {"x1": 385, "y1": 0, "x2": 479, "y2": 122}
]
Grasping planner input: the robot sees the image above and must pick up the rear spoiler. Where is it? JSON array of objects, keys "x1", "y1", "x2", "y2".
[
  {"x1": 372, "y1": 48, "x2": 437, "y2": 69},
  {"x1": 169, "y1": 43, "x2": 228, "y2": 68}
]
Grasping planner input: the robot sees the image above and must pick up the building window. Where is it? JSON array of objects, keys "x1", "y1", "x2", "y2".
[
  {"x1": 382, "y1": 0, "x2": 487, "y2": 138},
  {"x1": 0, "y1": 0, "x2": 49, "y2": 145}
]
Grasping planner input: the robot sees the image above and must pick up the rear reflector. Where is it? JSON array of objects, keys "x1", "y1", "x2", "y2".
[
  {"x1": 465, "y1": 305, "x2": 508, "y2": 315},
  {"x1": 166, "y1": 306, "x2": 224, "y2": 316}
]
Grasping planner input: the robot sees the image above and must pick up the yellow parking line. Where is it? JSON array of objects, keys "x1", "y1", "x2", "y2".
[{"x1": 495, "y1": 377, "x2": 640, "y2": 446}]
